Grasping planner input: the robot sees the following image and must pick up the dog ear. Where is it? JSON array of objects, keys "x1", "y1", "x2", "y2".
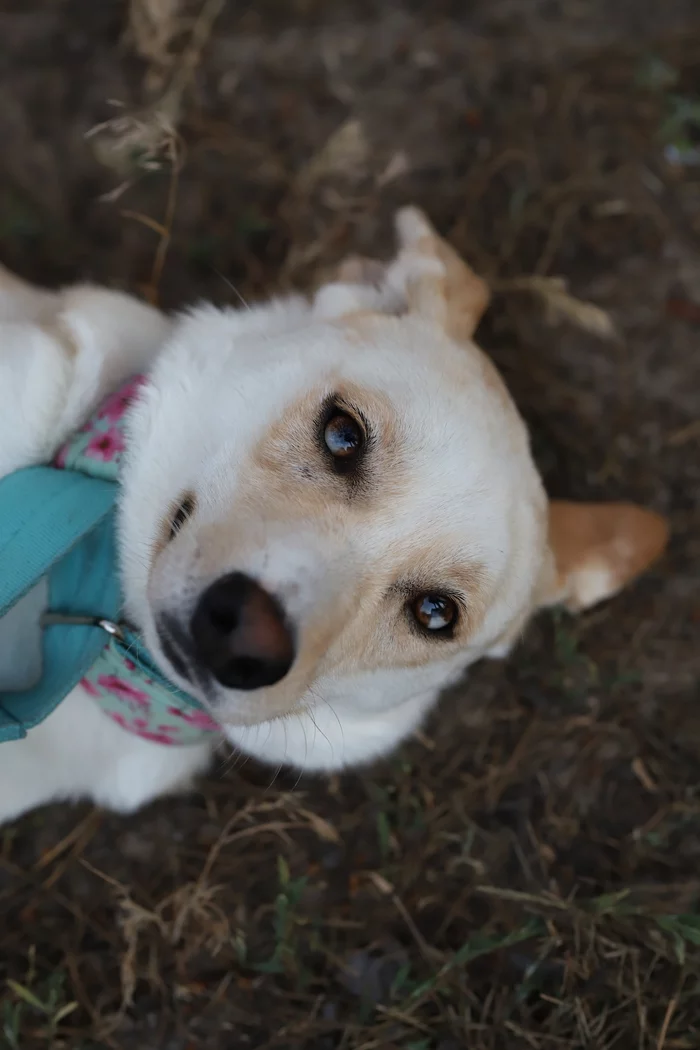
[
  {"x1": 316, "y1": 208, "x2": 490, "y2": 335},
  {"x1": 392, "y1": 206, "x2": 490, "y2": 341},
  {"x1": 333, "y1": 255, "x2": 387, "y2": 286},
  {"x1": 312, "y1": 254, "x2": 404, "y2": 320},
  {"x1": 537, "y1": 500, "x2": 669, "y2": 612}
]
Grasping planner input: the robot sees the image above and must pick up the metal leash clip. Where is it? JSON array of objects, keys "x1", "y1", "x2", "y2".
[{"x1": 40, "y1": 612, "x2": 126, "y2": 642}]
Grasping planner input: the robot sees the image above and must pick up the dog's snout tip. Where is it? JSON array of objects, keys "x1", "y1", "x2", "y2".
[{"x1": 189, "y1": 572, "x2": 295, "y2": 691}]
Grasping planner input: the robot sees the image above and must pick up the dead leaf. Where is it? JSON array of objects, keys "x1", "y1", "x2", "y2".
[
  {"x1": 368, "y1": 871, "x2": 394, "y2": 895},
  {"x1": 128, "y1": 0, "x2": 183, "y2": 68},
  {"x1": 668, "y1": 419, "x2": 700, "y2": 446},
  {"x1": 632, "y1": 757, "x2": 658, "y2": 793},
  {"x1": 296, "y1": 806, "x2": 341, "y2": 844},
  {"x1": 376, "y1": 150, "x2": 410, "y2": 187},
  {"x1": 296, "y1": 119, "x2": 368, "y2": 190},
  {"x1": 497, "y1": 275, "x2": 618, "y2": 341}
]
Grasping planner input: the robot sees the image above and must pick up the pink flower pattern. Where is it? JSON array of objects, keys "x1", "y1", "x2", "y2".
[
  {"x1": 79, "y1": 676, "x2": 100, "y2": 698},
  {"x1": 85, "y1": 427, "x2": 125, "y2": 463},
  {"x1": 107, "y1": 712, "x2": 180, "y2": 746},
  {"x1": 97, "y1": 377, "x2": 146, "y2": 422},
  {"x1": 60, "y1": 375, "x2": 221, "y2": 748},
  {"x1": 53, "y1": 373, "x2": 142, "y2": 475},
  {"x1": 96, "y1": 675, "x2": 150, "y2": 709},
  {"x1": 167, "y1": 706, "x2": 221, "y2": 731}
]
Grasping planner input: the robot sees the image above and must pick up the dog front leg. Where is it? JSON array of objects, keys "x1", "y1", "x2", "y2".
[
  {"x1": 0, "y1": 270, "x2": 170, "y2": 477},
  {"x1": 0, "y1": 686, "x2": 214, "y2": 826}
]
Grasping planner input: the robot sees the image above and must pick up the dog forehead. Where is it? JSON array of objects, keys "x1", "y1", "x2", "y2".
[
  {"x1": 255, "y1": 343, "x2": 530, "y2": 571},
  {"x1": 144, "y1": 310, "x2": 529, "y2": 513},
  {"x1": 154, "y1": 301, "x2": 509, "y2": 415},
  {"x1": 287, "y1": 318, "x2": 515, "y2": 440},
  {"x1": 255, "y1": 326, "x2": 523, "y2": 486}
]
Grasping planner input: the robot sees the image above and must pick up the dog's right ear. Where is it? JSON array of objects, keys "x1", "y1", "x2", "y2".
[
  {"x1": 333, "y1": 255, "x2": 387, "y2": 286},
  {"x1": 314, "y1": 207, "x2": 490, "y2": 337},
  {"x1": 391, "y1": 207, "x2": 490, "y2": 341},
  {"x1": 537, "y1": 500, "x2": 669, "y2": 612}
]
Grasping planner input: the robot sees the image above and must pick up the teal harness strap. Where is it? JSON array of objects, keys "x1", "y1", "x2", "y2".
[
  {"x1": 0, "y1": 468, "x2": 119, "y2": 742},
  {"x1": 0, "y1": 376, "x2": 219, "y2": 746},
  {"x1": 0, "y1": 467, "x2": 115, "y2": 618}
]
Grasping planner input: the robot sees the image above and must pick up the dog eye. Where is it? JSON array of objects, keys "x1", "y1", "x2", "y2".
[
  {"x1": 412, "y1": 594, "x2": 457, "y2": 633},
  {"x1": 168, "y1": 494, "x2": 196, "y2": 541},
  {"x1": 324, "y1": 412, "x2": 364, "y2": 461}
]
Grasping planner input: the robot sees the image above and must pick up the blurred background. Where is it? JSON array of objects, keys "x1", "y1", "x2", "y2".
[{"x1": 1, "y1": 2, "x2": 700, "y2": 1047}]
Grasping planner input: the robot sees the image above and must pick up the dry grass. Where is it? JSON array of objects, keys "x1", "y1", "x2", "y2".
[
  {"x1": 128, "y1": 0, "x2": 184, "y2": 71},
  {"x1": 494, "y1": 276, "x2": 620, "y2": 341}
]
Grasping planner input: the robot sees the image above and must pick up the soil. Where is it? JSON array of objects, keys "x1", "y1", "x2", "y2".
[{"x1": 1, "y1": 2, "x2": 700, "y2": 1047}]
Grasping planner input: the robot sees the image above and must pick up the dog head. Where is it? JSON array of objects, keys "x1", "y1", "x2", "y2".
[{"x1": 119, "y1": 208, "x2": 668, "y2": 770}]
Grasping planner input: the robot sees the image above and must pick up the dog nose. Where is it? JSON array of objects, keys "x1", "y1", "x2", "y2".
[{"x1": 190, "y1": 573, "x2": 295, "y2": 690}]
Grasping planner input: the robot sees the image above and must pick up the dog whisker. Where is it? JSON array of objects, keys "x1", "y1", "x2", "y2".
[
  {"x1": 305, "y1": 691, "x2": 339, "y2": 765},
  {"x1": 289, "y1": 713, "x2": 308, "y2": 790},
  {"x1": 212, "y1": 267, "x2": 252, "y2": 312}
]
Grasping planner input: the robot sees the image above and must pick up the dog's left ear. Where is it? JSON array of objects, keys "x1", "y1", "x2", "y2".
[{"x1": 538, "y1": 500, "x2": 669, "y2": 612}]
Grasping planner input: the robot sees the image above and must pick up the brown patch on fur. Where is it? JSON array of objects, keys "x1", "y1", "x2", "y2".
[
  {"x1": 405, "y1": 233, "x2": 490, "y2": 343},
  {"x1": 545, "y1": 500, "x2": 669, "y2": 611},
  {"x1": 434, "y1": 238, "x2": 491, "y2": 342},
  {"x1": 251, "y1": 378, "x2": 404, "y2": 504},
  {"x1": 394, "y1": 208, "x2": 490, "y2": 341},
  {"x1": 319, "y1": 546, "x2": 490, "y2": 679}
]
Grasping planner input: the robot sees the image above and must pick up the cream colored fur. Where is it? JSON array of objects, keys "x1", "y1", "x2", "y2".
[{"x1": 0, "y1": 209, "x2": 668, "y2": 825}]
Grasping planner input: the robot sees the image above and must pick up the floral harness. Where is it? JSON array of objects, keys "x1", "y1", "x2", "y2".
[{"x1": 0, "y1": 378, "x2": 221, "y2": 746}]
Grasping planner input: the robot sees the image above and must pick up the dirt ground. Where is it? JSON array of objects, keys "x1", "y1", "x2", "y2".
[{"x1": 2, "y1": 1, "x2": 700, "y2": 1047}]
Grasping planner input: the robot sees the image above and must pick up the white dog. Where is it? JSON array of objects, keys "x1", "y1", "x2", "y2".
[{"x1": 0, "y1": 208, "x2": 668, "y2": 825}]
